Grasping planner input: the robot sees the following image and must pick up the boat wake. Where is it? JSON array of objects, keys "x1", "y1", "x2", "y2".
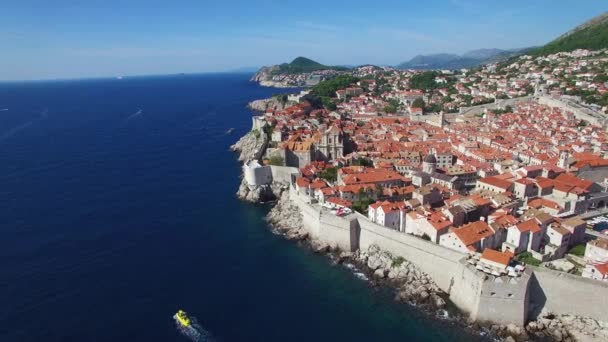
[
  {"x1": 0, "y1": 121, "x2": 34, "y2": 142},
  {"x1": 0, "y1": 108, "x2": 8, "y2": 112},
  {"x1": 126, "y1": 108, "x2": 143, "y2": 120},
  {"x1": 0, "y1": 110, "x2": 49, "y2": 142},
  {"x1": 175, "y1": 316, "x2": 215, "y2": 342}
]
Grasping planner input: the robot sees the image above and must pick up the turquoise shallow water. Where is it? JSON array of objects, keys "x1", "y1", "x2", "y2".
[{"x1": 0, "y1": 73, "x2": 488, "y2": 341}]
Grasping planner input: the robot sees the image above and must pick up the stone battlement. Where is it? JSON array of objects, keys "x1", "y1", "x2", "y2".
[{"x1": 289, "y1": 188, "x2": 608, "y2": 327}]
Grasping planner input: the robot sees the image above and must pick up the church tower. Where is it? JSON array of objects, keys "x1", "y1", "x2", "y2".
[
  {"x1": 423, "y1": 153, "x2": 437, "y2": 174},
  {"x1": 558, "y1": 150, "x2": 570, "y2": 170}
]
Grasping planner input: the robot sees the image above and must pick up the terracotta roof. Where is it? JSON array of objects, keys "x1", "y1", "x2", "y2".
[
  {"x1": 555, "y1": 173, "x2": 594, "y2": 191},
  {"x1": 516, "y1": 219, "x2": 541, "y2": 234},
  {"x1": 592, "y1": 262, "x2": 608, "y2": 276},
  {"x1": 528, "y1": 198, "x2": 563, "y2": 211},
  {"x1": 453, "y1": 221, "x2": 494, "y2": 248},
  {"x1": 561, "y1": 216, "x2": 585, "y2": 228},
  {"x1": 481, "y1": 248, "x2": 512, "y2": 266},
  {"x1": 296, "y1": 177, "x2": 310, "y2": 187},
  {"x1": 478, "y1": 176, "x2": 513, "y2": 190},
  {"x1": 327, "y1": 197, "x2": 353, "y2": 208}
]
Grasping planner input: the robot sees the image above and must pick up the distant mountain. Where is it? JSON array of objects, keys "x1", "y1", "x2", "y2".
[
  {"x1": 462, "y1": 48, "x2": 506, "y2": 60},
  {"x1": 396, "y1": 48, "x2": 533, "y2": 70},
  {"x1": 274, "y1": 57, "x2": 348, "y2": 74},
  {"x1": 531, "y1": 12, "x2": 608, "y2": 56},
  {"x1": 397, "y1": 53, "x2": 479, "y2": 70}
]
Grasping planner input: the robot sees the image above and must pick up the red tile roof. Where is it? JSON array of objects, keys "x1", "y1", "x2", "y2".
[
  {"x1": 479, "y1": 176, "x2": 513, "y2": 190},
  {"x1": 516, "y1": 219, "x2": 542, "y2": 233},
  {"x1": 453, "y1": 221, "x2": 494, "y2": 248},
  {"x1": 481, "y1": 248, "x2": 512, "y2": 266}
]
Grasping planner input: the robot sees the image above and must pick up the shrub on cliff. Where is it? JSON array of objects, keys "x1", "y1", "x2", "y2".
[{"x1": 392, "y1": 256, "x2": 406, "y2": 267}]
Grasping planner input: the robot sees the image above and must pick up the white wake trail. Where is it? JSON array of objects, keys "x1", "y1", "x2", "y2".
[
  {"x1": 126, "y1": 108, "x2": 143, "y2": 120},
  {"x1": 0, "y1": 121, "x2": 34, "y2": 142}
]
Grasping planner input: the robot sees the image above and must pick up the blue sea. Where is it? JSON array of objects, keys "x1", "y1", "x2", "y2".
[{"x1": 0, "y1": 74, "x2": 488, "y2": 341}]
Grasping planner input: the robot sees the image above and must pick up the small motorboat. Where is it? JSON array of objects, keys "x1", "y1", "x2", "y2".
[
  {"x1": 226, "y1": 128, "x2": 235, "y2": 134},
  {"x1": 174, "y1": 310, "x2": 191, "y2": 327}
]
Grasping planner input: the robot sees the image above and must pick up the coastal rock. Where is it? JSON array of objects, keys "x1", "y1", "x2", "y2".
[
  {"x1": 363, "y1": 244, "x2": 444, "y2": 311},
  {"x1": 388, "y1": 264, "x2": 410, "y2": 279},
  {"x1": 236, "y1": 177, "x2": 276, "y2": 203},
  {"x1": 506, "y1": 323, "x2": 521, "y2": 336},
  {"x1": 312, "y1": 242, "x2": 330, "y2": 254},
  {"x1": 374, "y1": 269, "x2": 386, "y2": 279},
  {"x1": 525, "y1": 311, "x2": 608, "y2": 342},
  {"x1": 430, "y1": 294, "x2": 446, "y2": 309},
  {"x1": 267, "y1": 189, "x2": 303, "y2": 232},
  {"x1": 248, "y1": 97, "x2": 296, "y2": 112},
  {"x1": 230, "y1": 130, "x2": 265, "y2": 162}
]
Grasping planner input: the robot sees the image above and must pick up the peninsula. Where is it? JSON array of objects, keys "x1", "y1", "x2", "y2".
[
  {"x1": 234, "y1": 12, "x2": 608, "y2": 342},
  {"x1": 251, "y1": 57, "x2": 349, "y2": 88}
]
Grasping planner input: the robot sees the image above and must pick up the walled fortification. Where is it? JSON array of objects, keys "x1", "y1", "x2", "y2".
[
  {"x1": 529, "y1": 267, "x2": 608, "y2": 321},
  {"x1": 537, "y1": 95, "x2": 606, "y2": 127},
  {"x1": 289, "y1": 188, "x2": 608, "y2": 328}
]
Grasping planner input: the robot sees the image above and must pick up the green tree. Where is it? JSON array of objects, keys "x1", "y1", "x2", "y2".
[
  {"x1": 384, "y1": 104, "x2": 397, "y2": 113},
  {"x1": 319, "y1": 167, "x2": 338, "y2": 182},
  {"x1": 352, "y1": 157, "x2": 373, "y2": 167},
  {"x1": 321, "y1": 96, "x2": 337, "y2": 111},
  {"x1": 409, "y1": 71, "x2": 439, "y2": 91},
  {"x1": 412, "y1": 97, "x2": 426, "y2": 109},
  {"x1": 310, "y1": 75, "x2": 360, "y2": 98}
]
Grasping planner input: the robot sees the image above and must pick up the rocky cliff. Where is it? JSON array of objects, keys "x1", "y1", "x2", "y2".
[
  {"x1": 250, "y1": 66, "x2": 278, "y2": 83},
  {"x1": 248, "y1": 97, "x2": 296, "y2": 112},
  {"x1": 267, "y1": 189, "x2": 306, "y2": 238},
  {"x1": 230, "y1": 130, "x2": 264, "y2": 162},
  {"x1": 250, "y1": 66, "x2": 301, "y2": 88}
]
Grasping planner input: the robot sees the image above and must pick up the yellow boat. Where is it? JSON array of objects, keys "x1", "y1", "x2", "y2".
[{"x1": 174, "y1": 310, "x2": 191, "y2": 327}]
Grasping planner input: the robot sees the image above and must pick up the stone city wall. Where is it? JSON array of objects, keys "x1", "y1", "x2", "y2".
[
  {"x1": 529, "y1": 267, "x2": 608, "y2": 322},
  {"x1": 537, "y1": 95, "x2": 605, "y2": 126},
  {"x1": 269, "y1": 166, "x2": 299, "y2": 185},
  {"x1": 288, "y1": 189, "x2": 608, "y2": 327},
  {"x1": 457, "y1": 96, "x2": 533, "y2": 116}
]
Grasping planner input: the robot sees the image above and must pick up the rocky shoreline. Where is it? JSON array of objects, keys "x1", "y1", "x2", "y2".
[
  {"x1": 257, "y1": 80, "x2": 301, "y2": 88},
  {"x1": 231, "y1": 125, "x2": 607, "y2": 342},
  {"x1": 264, "y1": 191, "x2": 593, "y2": 342},
  {"x1": 248, "y1": 97, "x2": 296, "y2": 112}
]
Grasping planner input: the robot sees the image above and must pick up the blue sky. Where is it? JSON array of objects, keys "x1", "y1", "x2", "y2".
[{"x1": 1, "y1": 0, "x2": 606, "y2": 80}]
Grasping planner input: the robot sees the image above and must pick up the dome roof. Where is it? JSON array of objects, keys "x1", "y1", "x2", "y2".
[{"x1": 423, "y1": 154, "x2": 437, "y2": 163}]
